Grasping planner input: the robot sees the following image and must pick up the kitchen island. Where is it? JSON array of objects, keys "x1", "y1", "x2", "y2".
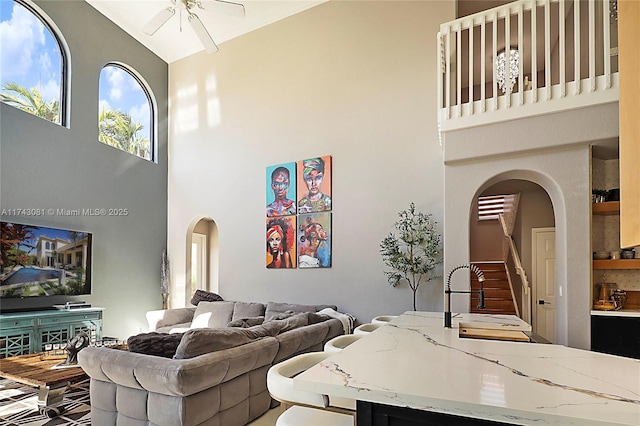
[{"x1": 295, "y1": 311, "x2": 640, "y2": 425}]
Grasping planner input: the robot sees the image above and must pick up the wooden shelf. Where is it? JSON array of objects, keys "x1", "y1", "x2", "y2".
[
  {"x1": 592, "y1": 201, "x2": 620, "y2": 215},
  {"x1": 593, "y1": 259, "x2": 640, "y2": 269}
]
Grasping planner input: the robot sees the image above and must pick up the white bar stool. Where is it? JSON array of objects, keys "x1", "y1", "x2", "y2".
[
  {"x1": 267, "y1": 352, "x2": 355, "y2": 426},
  {"x1": 324, "y1": 334, "x2": 363, "y2": 353},
  {"x1": 371, "y1": 315, "x2": 398, "y2": 324},
  {"x1": 353, "y1": 323, "x2": 382, "y2": 335}
]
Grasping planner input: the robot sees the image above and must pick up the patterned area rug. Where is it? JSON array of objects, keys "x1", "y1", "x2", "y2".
[{"x1": 0, "y1": 378, "x2": 90, "y2": 425}]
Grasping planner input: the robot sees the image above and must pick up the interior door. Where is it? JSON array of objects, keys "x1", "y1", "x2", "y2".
[{"x1": 532, "y1": 228, "x2": 556, "y2": 343}]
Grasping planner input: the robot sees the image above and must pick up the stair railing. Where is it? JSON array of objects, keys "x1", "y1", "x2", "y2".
[{"x1": 498, "y1": 213, "x2": 529, "y2": 320}]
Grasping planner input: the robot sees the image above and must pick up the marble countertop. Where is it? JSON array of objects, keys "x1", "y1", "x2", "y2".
[
  {"x1": 591, "y1": 309, "x2": 640, "y2": 317},
  {"x1": 295, "y1": 311, "x2": 640, "y2": 426}
]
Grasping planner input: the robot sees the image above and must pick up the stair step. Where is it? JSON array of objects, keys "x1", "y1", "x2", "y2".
[{"x1": 467, "y1": 262, "x2": 518, "y2": 316}]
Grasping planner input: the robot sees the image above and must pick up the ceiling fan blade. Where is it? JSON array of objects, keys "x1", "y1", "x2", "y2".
[
  {"x1": 188, "y1": 13, "x2": 218, "y2": 53},
  {"x1": 210, "y1": 0, "x2": 245, "y2": 18},
  {"x1": 142, "y1": 7, "x2": 175, "y2": 36}
]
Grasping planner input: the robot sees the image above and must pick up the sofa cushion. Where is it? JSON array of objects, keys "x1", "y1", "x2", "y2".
[
  {"x1": 232, "y1": 302, "x2": 266, "y2": 321},
  {"x1": 264, "y1": 312, "x2": 310, "y2": 332},
  {"x1": 227, "y1": 316, "x2": 265, "y2": 328},
  {"x1": 190, "y1": 289, "x2": 224, "y2": 305},
  {"x1": 127, "y1": 332, "x2": 184, "y2": 358},
  {"x1": 174, "y1": 327, "x2": 273, "y2": 359},
  {"x1": 264, "y1": 302, "x2": 337, "y2": 320},
  {"x1": 191, "y1": 301, "x2": 235, "y2": 329}
]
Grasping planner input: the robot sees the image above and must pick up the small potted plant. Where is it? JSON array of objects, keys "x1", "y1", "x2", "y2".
[{"x1": 380, "y1": 203, "x2": 443, "y2": 311}]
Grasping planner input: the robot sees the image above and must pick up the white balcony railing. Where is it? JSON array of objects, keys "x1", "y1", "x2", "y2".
[{"x1": 438, "y1": 0, "x2": 619, "y2": 132}]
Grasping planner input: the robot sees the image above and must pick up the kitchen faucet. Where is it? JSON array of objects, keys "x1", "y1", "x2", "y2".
[{"x1": 444, "y1": 264, "x2": 486, "y2": 328}]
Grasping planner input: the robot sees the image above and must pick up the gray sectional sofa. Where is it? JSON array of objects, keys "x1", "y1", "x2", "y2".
[{"x1": 78, "y1": 301, "x2": 346, "y2": 426}]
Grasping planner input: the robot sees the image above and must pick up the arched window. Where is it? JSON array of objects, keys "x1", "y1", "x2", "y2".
[
  {"x1": 0, "y1": 0, "x2": 68, "y2": 125},
  {"x1": 98, "y1": 64, "x2": 155, "y2": 162}
]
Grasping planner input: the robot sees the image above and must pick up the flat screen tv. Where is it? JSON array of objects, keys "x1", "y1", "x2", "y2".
[{"x1": 0, "y1": 222, "x2": 92, "y2": 299}]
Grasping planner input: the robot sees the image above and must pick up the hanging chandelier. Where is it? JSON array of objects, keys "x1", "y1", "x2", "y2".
[{"x1": 496, "y1": 49, "x2": 520, "y2": 94}]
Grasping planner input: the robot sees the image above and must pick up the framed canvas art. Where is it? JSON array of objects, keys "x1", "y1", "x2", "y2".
[
  {"x1": 297, "y1": 155, "x2": 331, "y2": 214},
  {"x1": 297, "y1": 212, "x2": 331, "y2": 268},
  {"x1": 266, "y1": 216, "x2": 296, "y2": 268},
  {"x1": 266, "y1": 162, "x2": 296, "y2": 217}
]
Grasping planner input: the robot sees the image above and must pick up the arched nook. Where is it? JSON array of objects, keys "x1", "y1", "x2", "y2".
[{"x1": 182, "y1": 216, "x2": 219, "y2": 307}]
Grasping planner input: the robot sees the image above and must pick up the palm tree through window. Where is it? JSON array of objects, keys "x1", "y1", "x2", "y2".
[
  {"x1": 0, "y1": 0, "x2": 65, "y2": 125},
  {"x1": 98, "y1": 64, "x2": 154, "y2": 161}
]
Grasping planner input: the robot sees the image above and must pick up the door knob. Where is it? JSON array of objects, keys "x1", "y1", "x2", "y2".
[{"x1": 538, "y1": 300, "x2": 550, "y2": 305}]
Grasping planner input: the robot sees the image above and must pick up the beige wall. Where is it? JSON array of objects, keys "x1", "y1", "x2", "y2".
[{"x1": 167, "y1": 1, "x2": 456, "y2": 322}]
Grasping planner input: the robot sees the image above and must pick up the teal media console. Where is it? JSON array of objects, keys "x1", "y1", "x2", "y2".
[{"x1": 0, "y1": 308, "x2": 103, "y2": 358}]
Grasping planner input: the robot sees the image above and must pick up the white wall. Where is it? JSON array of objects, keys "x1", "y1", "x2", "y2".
[{"x1": 167, "y1": 1, "x2": 456, "y2": 323}]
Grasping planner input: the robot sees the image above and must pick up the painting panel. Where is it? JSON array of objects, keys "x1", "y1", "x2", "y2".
[
  {"x1": 297, "y1": 155, "x2": 332, "y2": 213},
  {"x1": 297, "y1": 212, "x2": 331, "y2": 268},
  {"x1": 266, "y1": 162, "x2": 296, "y2": 217},
  {"x1": 266, "y1": 216, "x2": 296, "y2": 269}
]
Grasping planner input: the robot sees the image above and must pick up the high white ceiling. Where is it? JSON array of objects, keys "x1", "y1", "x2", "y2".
[{"x1": 86, "y1": 0, "x2": 328, "y2": 63}]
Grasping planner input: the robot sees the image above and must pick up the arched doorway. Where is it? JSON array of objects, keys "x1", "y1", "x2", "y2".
[
  {"x1": 185, "y1": 217, "x2": 219, "y2": 306},
  {"x1": 469, "y1": 179, "x2": 556, "y2": 342}
]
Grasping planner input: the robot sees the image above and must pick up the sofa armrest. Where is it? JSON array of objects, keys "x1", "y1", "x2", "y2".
[
  {"x1": 78, "y1": 336, "x2": 279, "y2": 397},
  {"x1": 274, "y1": 318, "x2": 343, "y2": 363},
  {"x1": 146, "y1": 307, "x2": 196, "y2": 331}
]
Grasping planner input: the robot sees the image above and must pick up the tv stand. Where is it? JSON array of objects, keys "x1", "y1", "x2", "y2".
[{"x1": 0, "y1": 308, "x2": 103, "y2": 358}]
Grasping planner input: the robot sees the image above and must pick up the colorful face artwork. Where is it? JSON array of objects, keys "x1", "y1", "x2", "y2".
[{"x1": 266, "y1": 156, "x2": 332, "y2": 269}]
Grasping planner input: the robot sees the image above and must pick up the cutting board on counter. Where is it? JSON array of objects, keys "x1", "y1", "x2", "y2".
[{"x1": 458, "y1": 320, "x2": 531, "y2": 342}]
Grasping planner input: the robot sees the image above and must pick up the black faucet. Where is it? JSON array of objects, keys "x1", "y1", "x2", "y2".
[{"x1": 444, "y1": 264, "x2": 486, "y2": 328}]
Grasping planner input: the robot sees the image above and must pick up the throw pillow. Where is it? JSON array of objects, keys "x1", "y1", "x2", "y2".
[
  {"x1": 190, "y1": 290, "x2": 224, "y2": 306},
  {"x1": 173, "y1": 327, "x2": 271, "y2": 359},
  {"x1": 190, "y1": 301, "x2": 235, "y2": 329},
  {"x1": 307, "y1": 312, "x2": 331, "y2": 324},
  {"x1": 231, "y1": 301, "x2": 266, "y2": 321},
  {"x1": 227, "y1": 316, "x2": 265, "y2": 328},
  {"x1": 265, "y1": 302, "x2": 336, "y2": 320},
  {"x1": 265, "y1": 312, "x2": 309, "y2": 333},
  {"x1": 268, "y1": 311, "x2": 295, "y2": 321},
  {"x1": 127, "y1": 332, "x2": 184, "y2": 358}
]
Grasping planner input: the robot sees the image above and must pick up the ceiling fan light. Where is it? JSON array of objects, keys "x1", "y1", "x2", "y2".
[
  {"x1": 142, "y1": 7, "x2": 175, "y2": 35},
  {"x1": 188, "y1": 13, "x2": 218, "y2": 53}
]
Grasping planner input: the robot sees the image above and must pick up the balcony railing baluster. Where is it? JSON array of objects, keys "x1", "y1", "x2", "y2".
[{"x1": 437, "y1": 0, "x2": 618, "y2": 132}]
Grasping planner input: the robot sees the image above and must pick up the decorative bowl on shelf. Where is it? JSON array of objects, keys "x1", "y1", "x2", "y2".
[
  {"x1": 593, "y1": 251, "x2": 610, "y2": 260},
  {"x1": 593, "y1": 300, "x2": 618, "y2": 311},
  {"x1": 621, "y1": 249, "x2": 635, "y2": 259}
]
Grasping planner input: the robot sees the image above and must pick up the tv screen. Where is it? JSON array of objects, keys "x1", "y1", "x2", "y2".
[{"x1": 0, "y1": 222, "x2": 92, "y2": 299}]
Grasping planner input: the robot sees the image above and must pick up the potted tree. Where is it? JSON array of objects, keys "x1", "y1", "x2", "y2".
[{"x1": 380, "y1": 203, "x2": 443, "y2": 311}]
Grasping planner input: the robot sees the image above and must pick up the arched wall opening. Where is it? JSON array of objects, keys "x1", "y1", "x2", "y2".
[
  {"x1": 444, "y1": 145, "x2": 592, "y2": 349},
  {"x1": 182, "y1": 216, "x2": 219, "y2": 307},
  {"x1": 469, "y1": 179, "x2": 556, "y2": 341}
]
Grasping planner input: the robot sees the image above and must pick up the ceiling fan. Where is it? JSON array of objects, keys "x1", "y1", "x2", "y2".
[{"x1": 142, "y1": 0, "x2": 245, "y2": 53}]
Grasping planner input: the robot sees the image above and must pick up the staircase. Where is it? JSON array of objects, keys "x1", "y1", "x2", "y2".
[{"x1": 470, "y1": 262, "x2": 517, "y2": 315}]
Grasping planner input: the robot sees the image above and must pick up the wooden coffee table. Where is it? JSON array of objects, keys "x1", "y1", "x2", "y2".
[{"x1": 0, "y1": 353, "x2": 87, "y2": 417}]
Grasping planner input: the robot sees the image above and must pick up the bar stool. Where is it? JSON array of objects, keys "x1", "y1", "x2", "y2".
[
  {"x1": 324, "y1": 334, "x2": 363, "y2": 353},
  {"x1": 267, "y1": 352, "x2": 355, "y2": 426},
  {"x1": 353, "y1": 323, "x2": 382, "y2": 335},
  {"x1": 371, "y1": 315, "x2": 398, "y2": 324}
]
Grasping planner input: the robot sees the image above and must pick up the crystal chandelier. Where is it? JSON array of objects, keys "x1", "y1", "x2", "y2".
[
  {"x1": 496, "y1": 49, "x2": 520, "y2": 94},
  {"x1": 610, "y1": 0, "x2": 618, "y2": 22}
]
